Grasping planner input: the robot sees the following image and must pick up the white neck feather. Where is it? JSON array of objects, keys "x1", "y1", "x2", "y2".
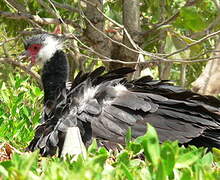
[{"x1": 37, "y1": 36, "x2": 63, "y2": 64}]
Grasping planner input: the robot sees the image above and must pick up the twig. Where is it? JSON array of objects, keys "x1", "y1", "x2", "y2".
[
  {"x1": 0, "y1": 11, "x2": 77, "y2": 26},
  {"x1": 0, "y1": 57, "x2": 42, "y2": 88},
  {"x1": 141, "y1": 11, "x2": 180, "y2": 36},
  {"x1": 50, "y1": 0, "x2": 80, "y2": 13},
  {"x1": 74, "y1": 43, "x2": 220, "y2": 64},
  {"x1": 4, "y1": 0, "x2": 27, "y2": 13},
  {"x1": 165, "y1": 29, "x2": 220, "y2": 58},
  {"x1": 37, "y1": 0, "x2": 58, "y2": 17},
  {"x1": 0, "y1": 36, "x2": 20, "y2": 46}
]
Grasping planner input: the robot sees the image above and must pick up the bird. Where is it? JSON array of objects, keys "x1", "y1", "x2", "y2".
[{"x1": 24, "y1": 33, "x2": 220, "y2": 156}]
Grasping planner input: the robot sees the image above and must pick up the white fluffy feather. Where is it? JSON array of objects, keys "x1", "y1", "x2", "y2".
[
  {"x1": 77, "y1": 83, "x2": 128, "y2": 110},
  {"x1": 114, "y1": 84, "x2": 127, "y2": 94},
  {"x1": 37, "y1": 36, "x2": 62, "y2": 64}
]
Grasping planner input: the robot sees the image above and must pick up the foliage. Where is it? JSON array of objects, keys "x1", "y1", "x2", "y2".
[
  {"x1": 0, "y1": 123, "x2": 220, "y2": 179},
  {"x1": 1, "y1": 0, "x2": 220, "y2": 179},
  {"x1": 1, "y1": 0, "x2": 220, "y2": 87},
  {"x1": 0, "y1": 70, "x2": 43, "y2": 148},
  {"x1": 0, "y1": 74, "x2": 219, "y2": 179}
]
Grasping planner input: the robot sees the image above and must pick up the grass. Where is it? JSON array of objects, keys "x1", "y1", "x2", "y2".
[{"x1": 0, "y1": 72, "x2": 220, "y2": 179}]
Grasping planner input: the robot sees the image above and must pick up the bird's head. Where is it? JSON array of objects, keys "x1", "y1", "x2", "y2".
[{"x1": 24, "y1": 34, "x2": 62, "y2": 65}]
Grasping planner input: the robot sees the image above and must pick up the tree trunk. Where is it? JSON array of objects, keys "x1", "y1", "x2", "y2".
[
  {"x1": 84, "y1": 0, "x2": 111, "y2": 70},
  {"x1": 192, "y1": 39, "x2": 220, "y2": 95},
  {"x1": 117, "y1": 0, "x2": 141, "y2": 73}
]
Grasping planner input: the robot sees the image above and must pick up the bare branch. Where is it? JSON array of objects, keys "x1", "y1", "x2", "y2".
[
  {"x1": 72, "y1": 40, "x2": 220, "y2": 65},
  {"x1": 141, "y1": 11, "x2": 179, "y2": 37},
  {"x1": 37, "y1": 0, "x2": 57, "y2": 17},
  {"x1": 4, "y1": 0, "x2": 27, "y2": 13},
  {"x1": 0, "y1": 36, "x2": 20, "y2": 46},
  {"x1": 50, "y1": 0, "x2": 80, "y2": 13},
  {"x1": 165, "y1": 29, "x2": 220, "y2": 58},
  {"x1": 0, "y1": 57, "x2": 42, "y2": 88},
  {"x1": 82, "y1": 0, "x2": 123, "y2": 28},
  {"x1": 0, "y1": 11, "x2": 78, "y2": 26}
]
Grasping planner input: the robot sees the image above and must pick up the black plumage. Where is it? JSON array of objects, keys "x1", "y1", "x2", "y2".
[
  {"x1": 25, "y1": 34, "x2": 220, "y2": 156},
  {"x1": 27, "y1": 65, "x2": 220, "y2": 156}
]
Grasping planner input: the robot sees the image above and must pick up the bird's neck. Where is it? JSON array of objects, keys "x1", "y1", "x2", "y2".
[{"x1": 41, "y1": 50, "x2": 69, "y2": 104}]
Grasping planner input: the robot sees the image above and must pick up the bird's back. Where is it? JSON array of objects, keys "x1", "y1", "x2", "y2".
[{"x1": 27, "y1": 67, "x2": 220, "y2": 156}]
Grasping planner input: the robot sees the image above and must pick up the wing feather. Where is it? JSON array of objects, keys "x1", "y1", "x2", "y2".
[{"x1": 27, "y1": 67, "x2": 220, "y2": 156}]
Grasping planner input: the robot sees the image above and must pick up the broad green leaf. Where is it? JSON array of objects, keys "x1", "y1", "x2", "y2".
[
  {"x1": 119, "y1": 163, "x2": 133, "y2": 180},
  {"x1": 156, "y1": 161, "x2": 167, "y2": 180},
  {"x1": 98, "y1": 147, "x2": 109, "y2": 156},
  {"x1": 116, "y1": 151, "x2": 130, "y2": 166},
  {"x1": 136, "y1": 124, "x2": 160, "y2": 168},
  {"x1": 32, "y1": 87, "x2": 42, "y2": 97},
  {"x1": 180, "y1": 169, "x2": 191, "y2": 180},
  {"x1": 180, "y1": 7, "x2": 207, "y2": 32},
  {"x1": 201, "y1": 152, "x2": 213, "y2": 166},
  {"x1": 175, "y1": 149, "x2": 203, "y2": 168},
  {"x1": 91, "y1": 154, "x2": 108, "y2": 167},
  {"x1": 161, "y1": 142, "x2": 175, "y2": 176},
  {"x1": 129, "y1": 142, "x2": 142, "y2": 155}
]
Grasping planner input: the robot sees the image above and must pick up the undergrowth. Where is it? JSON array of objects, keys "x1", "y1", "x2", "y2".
[{"x1": 0, "y1": 71, "x2": 220, "y2": 180}]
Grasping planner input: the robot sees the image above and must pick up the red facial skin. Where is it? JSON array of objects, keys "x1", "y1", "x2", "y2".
[{"x1": 26, "y1": 44, "x2": 42, "y2": 64}]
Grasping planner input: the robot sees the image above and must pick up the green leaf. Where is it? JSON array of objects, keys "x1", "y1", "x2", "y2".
[
  {"x1": 125, "y1": 128, "x2": 132, "y2": 149},
  {"x1": 98, "y1": 147, "x2": 109, "y2": 156},
  {"x1": 180, "y1": 7, "x2": 207, "y2": 32},
  {"x1": 156, "y1": 161, "x2": 166, "y2": 180},
  {"x1": 119, "y1": 163, "x2": 133, "y2": 180},
  {"x1": 201, "y1": 152, "x2": 213, "y2": 166},
  {"x1": 161, "y1": 142, "x2": 175, "y2": 176},
  {"x1": 0, "y1": 166, "x2": 9, "y2": 178},
  {"x1": 180, "y1": 169, "x2": 191, "y2": 180},
  {"x1": 129, "y1": 142, "x2": 142, "y2": 155},
  {"x1": 175, "y1": 149, "x2": 203, "y2": 168},
  {"x1": 212, "y1": 148, "x2": 220, "y2": 162},
  {"x1": 116, "y1": 151, "x2": 130, "y2": 166},
  {"x1": 136, "y1": 124, "x2": 160, "y2": 168},
  {"x1": 88, "y1": 139, "x2": 98, "y2": 154},
  {"x1": 91, "y1": 154, "x2": 108, "y2": 167},
  {"x1": 22, "y1": 106, "x2": 30, "y2": 118},
  {"x1": 32, "y1": 87, "x2": 42, "y2": 97}
]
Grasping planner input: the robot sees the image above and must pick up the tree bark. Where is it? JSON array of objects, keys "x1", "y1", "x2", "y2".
[
  {"x1": 118, "y1": 0, "x2": 141, "y2": 72},
  {"x1": 84, "y1": 0, "x2": 111, "y2": 70},
  {"x1": 192, "y1": 39, "x2": 220, "y2": 95}
]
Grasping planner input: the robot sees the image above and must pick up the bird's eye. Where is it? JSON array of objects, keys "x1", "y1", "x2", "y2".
[{"x1": 33, "y1": 46, "x2": 38, "y2": 50}]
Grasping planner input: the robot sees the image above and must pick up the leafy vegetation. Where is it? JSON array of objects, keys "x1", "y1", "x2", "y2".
[
  {"x1": 0, "y1": 72, "x2": 42, "y2": 148},
  {"x1": 1, "y1": 0, "x2": 220, "y2": 179},
  {"x1": 1, "y1": 0, "x2": 220, "y2": 87},
  {"x1": 0, "y1": 73, "x2": 219, "y2": 179}
]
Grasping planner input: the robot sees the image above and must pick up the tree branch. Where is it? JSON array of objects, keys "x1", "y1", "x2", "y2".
[
  {"x1": 0, "y1": 57, "x2": 42, "y2": 88},
  {"x1": 0, "y1": 11, "x2": 77, "y2": 26},
  {"x1": 4, "y1": 0, "x2": 27, "y2": 13},
  {"x1": 50, "y1": 0, "x2": 80, "y2": 13},
  {"x1": 165, "y1": 29, "x2": 220, "y2": 58}
]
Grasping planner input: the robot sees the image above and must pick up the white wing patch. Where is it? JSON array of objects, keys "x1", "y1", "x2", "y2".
[
  {"x1": 78, "y1": 83, "x2": 128, "y2": 110},
  {"x1": 114, "y1": 84, "x2": 128, "y2": 94},
  {"x1": 103, "y1": 84, "x2": 128, "y2": 106},
  {"x1": 78, "y1": 86, "x2": 100, "y2": 112}
]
